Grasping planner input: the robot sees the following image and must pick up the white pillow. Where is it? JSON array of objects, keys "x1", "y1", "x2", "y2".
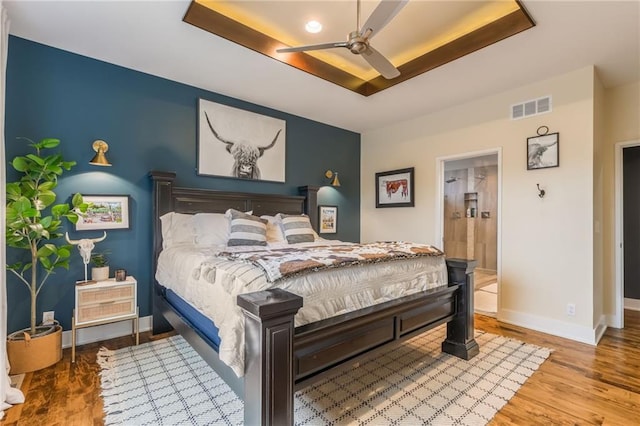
[
  {"x1": 160, "y1": 212, "x2": 195, "y2": 248},
  {"x1": 226, "y1": 209, "x2": 267, "y2": 246},
  {"x1": 260, "y1": 215, "x2": 287, "y2": 243},
  {"x1": 276, "y1": 213, "x2": 315, "y2": 244},
  {"x1": 193, "y1": 213, "x2": 230, "y2": 247}
]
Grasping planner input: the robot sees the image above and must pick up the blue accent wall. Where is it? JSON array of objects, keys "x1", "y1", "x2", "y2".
[{"x1": 4, "y1": 36, "x2": 361, "y2": 333}]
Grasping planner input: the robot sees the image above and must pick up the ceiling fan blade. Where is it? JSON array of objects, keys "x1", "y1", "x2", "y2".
[
  {"x1": 277, "y1": 42, "x2": 349, "y2": 53},
  {"x1": 359, "y1": 0, "x2": 409, "y2": 39},
  {"x1": 361, "y1": 45, "x2": 400, "y2": 79}
]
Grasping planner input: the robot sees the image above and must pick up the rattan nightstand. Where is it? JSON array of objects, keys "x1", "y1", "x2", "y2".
[{"x1": 71, "y1": 276, "x2": 139, "y2": 362}]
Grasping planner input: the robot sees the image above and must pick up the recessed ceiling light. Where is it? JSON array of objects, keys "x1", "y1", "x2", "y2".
[{"x1": 305, "y1": 20, "x2": 322, "y2": 34}]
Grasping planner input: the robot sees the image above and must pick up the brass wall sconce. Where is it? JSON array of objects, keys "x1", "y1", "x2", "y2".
[
  {"x1": 89, "y1": 140, "x2": 112, "y2": 166},
  {"x1": 325, "y1": 170, "x2": 341, "y2": 187}
]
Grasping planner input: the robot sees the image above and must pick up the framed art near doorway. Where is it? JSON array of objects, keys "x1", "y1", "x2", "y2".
[{"x1": 375, "y1": 167, "x2": 415, "y2": 208}]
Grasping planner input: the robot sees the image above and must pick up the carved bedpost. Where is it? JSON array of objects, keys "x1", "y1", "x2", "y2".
[
  {"x1": 238, "y1": 289, "x2": 303, "y2": 426},
  {"x1": 442, "y1": 258, "x2": 479, "y2": 360},
  {"x1": 299, "y1": 185, "x2": 319, "y2": 232},
  {"x1": 149, "y1": 171, "x2": 176, "y2": 334}
]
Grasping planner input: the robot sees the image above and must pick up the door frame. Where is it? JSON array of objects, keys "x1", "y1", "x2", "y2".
[
  {"x1": 435, "y1": 148, "x2": 502, "y2": 312},
  {"x1": 614, "y1": 139, "x2": 640, "y2": 328}
]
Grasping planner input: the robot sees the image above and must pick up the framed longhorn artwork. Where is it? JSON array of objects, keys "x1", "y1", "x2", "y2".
[
  {"x1": 197, "y1": 98, "x2": 286, "y2": 182},
  {"x1": 375, "y1": 167, "x2": 415, "y2": 208}
]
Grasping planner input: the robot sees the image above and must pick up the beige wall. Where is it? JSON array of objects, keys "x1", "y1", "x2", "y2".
[
  {"x1": 362, "y1": 66, "x2": 600, "y2": 343},
  {"x1": 593, "y1": 72, "x2": 605, "y2": 331},
  {"x1": 602, "y1": 81, "x2": 640, "y2": 322}
]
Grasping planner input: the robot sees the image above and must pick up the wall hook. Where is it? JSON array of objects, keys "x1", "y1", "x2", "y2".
[{"x1": 537, "y1": 183, "x2": 546, "y2": 198}]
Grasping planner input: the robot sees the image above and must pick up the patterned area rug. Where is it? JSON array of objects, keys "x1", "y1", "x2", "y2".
[{"x1": 98, "y1": 326, "x2": 550, "y2": 425}]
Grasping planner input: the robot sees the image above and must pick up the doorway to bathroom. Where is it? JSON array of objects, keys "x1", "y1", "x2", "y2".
[{"x1": 438, "y1": 150, "x2": 500, "y2": 316}]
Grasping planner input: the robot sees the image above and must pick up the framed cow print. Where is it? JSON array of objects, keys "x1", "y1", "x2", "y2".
[
  {"x1": 375, "y1": 167, "x2": 415, "y2": 208},
  {"x1": 197, "y1": 98, "x2": 286, "y2": 182}
]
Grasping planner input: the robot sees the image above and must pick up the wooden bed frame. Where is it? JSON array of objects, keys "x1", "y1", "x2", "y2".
[{"x1": 150, "y1": 171, "x2": 478, "y2": 425}]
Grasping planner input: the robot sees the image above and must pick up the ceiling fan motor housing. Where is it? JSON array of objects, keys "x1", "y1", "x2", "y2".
[{"x1": 348, "y1": 31, "x2": 368, "y2": 54}]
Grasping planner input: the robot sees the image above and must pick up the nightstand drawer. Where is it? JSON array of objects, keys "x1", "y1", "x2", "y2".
[
  {"x1": 77, "y1": 299, "x2": 135, "y2": 323},
  {"x1": 78, "y1": 283, "x2": 135, "y2": 306}
]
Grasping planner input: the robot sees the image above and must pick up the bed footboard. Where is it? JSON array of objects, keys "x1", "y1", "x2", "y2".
[
  {"x1": 237, "y1": 258, "x2": 478, "y2": 426},
  {"x1": 443, "y1": 258, "x2": 480, "y2": 360},
  {"x1": 238, "y1": 289, "x2": 303, "y2": 426}
]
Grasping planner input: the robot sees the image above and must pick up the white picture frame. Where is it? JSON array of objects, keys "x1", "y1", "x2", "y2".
[
  {"x1": 76, "y1": 195, "x2": 130, "y2": 231},
  {"x1": 319, "y1": 205, "x2": 338, "y2": 234}
]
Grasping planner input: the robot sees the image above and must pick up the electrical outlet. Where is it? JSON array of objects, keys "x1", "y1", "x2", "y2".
[
  {"x1": 42, "y1": 311, "x2": 55, "y2": 325},
  {"x1": 566, "y1": 303, "x2": 576, "y2": 316}
]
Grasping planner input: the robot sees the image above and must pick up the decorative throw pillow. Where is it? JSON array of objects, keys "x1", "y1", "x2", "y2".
[
  {"x1": 260, "y1": 215, "x2": 287, "y2": 243},
  {"x1": 226, "y1": 209, "x2": 268, "y2": 246},
  {"x1": 277, "y1": 213, "x2": 315, "y2": 244},
  {"x1": 193, "y1": 213, "x2": 231, "y2": 247},
  {"x1": 159, "y1": 212, "x2": 195, "y2": 248}
]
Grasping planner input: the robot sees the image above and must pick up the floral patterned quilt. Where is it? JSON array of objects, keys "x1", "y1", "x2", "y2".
[{"x1": 218, "y1": 241, "x2": 444, "y2": 283}]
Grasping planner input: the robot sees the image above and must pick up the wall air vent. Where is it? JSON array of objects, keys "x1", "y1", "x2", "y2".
[{"x1": 510, "y1": 96, "x2": 552, "y2": 120}]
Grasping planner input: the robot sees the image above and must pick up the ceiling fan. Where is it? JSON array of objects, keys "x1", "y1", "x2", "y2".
[{"x1": 277, "y1": 0, "x2": 409, "y2": 79}]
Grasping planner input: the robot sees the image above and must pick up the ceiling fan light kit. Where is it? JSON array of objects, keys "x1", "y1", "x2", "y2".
[{"x1": 277, "y1": 0, "x2": 408, "y2": 80}]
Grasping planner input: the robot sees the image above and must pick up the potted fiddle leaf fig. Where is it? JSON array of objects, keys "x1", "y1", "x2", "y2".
[{"x1": 5, "y1": 137, "x2": 87, "y2": 374}]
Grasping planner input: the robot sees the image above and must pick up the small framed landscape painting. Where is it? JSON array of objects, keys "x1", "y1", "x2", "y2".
[{"x1": 76, "y1": 195, "x2": 130, "y2": 231}]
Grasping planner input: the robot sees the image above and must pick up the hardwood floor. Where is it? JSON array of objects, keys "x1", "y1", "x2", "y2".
[{"x1": 2, "y1": 312, "x2": 639, "y2": 425}]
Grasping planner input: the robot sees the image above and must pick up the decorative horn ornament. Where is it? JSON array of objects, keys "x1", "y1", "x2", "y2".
[{"x1": 65, "y1": 231, "x2": 107, "y2": 282}]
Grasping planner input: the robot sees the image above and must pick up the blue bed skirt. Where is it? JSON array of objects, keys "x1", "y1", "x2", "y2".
[{"x1": 165, "y1": 289, "x2": 222, "y2": 350}]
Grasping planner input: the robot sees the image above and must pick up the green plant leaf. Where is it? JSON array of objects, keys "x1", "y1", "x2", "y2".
[
  {"x1": 25, "y1": 154, "x2": 45, "y2": 165},
  {"x1": 39, "y1": 257, "x2": 52, "y2": 270},
  {"x1": 37, "y1": 190, "x2": 56, "y2": 207},
  {"x1": 71, "y1": 193, "x2": 83, "y2": 207},
  {"x1": 39, "y1": 216, "x2": 53, "y2": 228},
  {"x1": 39, "y1": 138, "x2": 60, "y2": 149},
  {"x1": 51, "y1": 204, "x2": 69, "y2": 216},
  {"x1": 7, "y1": 262, "x2": 23, "y2": 272},
  {"x1": 38, "y1": 182, "x2": 56, "y2": 191},
  {"x1": 22, "y1": 208, "x2": 39, "y2": 218},
  {"x1": 11, "y1": 157, "x2": 29, "y2": 172},
  {"x1": 57, "y1": 247, "x2": 71, "y2": 258},
  {"x1": 61, "y1": 161, "x2": 76, "y2": 170},
  {"x1": 37, "y1": 245, "x2": 55, "y2": 257},
  {"x1": 6, "y1": 182, "x2": 21, "y2": 197},
  {"x1": 65, "y1": 213, "x2": 79, "y2": 224},
  {"x1": 54, "y1": 259, "x2": 70, "y2": 270},
  {"x1": 49, "y1": 165, "x2": 63, "y2": 175},
  {"x1": 14, "y1": 196, "x2": 32, "y2": 213}
]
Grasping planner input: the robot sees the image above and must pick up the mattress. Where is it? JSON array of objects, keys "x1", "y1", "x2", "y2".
[{"x1": 155, "y1": 241, "x2": 447, "y2": 377}]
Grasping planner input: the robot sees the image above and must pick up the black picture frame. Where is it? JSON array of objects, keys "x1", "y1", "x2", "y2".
[
  {"x1": 75, "y1": 195, "x2": 130, "y2": 231},
  {"x1": 318, "y1": 205, "x2": 338, "y2": 234},
  {"x1": 375, "y1": 167, "x2": 415, "y2": 208},
  {"x1": 527, "y1": 132, "x2": 559, "y2": 170},
  {"x1": 197, "y1": 98, "x2": 287, "y2": 182}
]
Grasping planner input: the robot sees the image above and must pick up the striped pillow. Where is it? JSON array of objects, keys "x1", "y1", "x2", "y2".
[
  {"x1": 277, "y1": 213, "x2": 315, "y2": 244},
  {"x1": 226, "y1": 209, "x2": 267, "y2": 246}
]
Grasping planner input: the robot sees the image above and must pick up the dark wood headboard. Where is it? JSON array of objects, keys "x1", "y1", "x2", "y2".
[{"x1": 149, "y1": 171, "x2": 319, "y2": 280}]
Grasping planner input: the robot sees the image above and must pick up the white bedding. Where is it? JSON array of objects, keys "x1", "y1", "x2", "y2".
[{"x1": 155, "y1": 241, "x2": 448, "y2": 377}]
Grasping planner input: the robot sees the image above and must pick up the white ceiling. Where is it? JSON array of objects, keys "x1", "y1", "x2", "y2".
[{"x1": 5, "y1": 1, "x2": 640, "y2": 133}]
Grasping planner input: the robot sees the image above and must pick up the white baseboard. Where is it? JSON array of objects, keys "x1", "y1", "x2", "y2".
[
  {"x1": 594, "y1": 315, "x2": 607, "y2": 344},
  {"x1": 62, "y1": 315, "x2": 152, "y2": 349},
  {"x1": 606, "y1": 313, "x2": 623, "y2": 329},
  {"x1": 624, "y1": 297, "x2": 640, "y2": 311},
  {"x1": 498, "y1": 309, "x2": 601, "y2": 345}
]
